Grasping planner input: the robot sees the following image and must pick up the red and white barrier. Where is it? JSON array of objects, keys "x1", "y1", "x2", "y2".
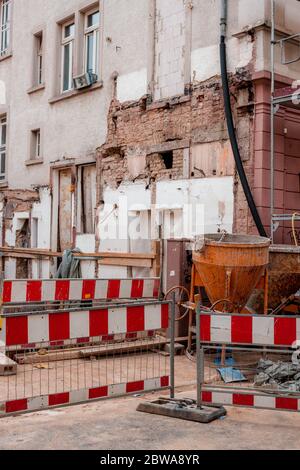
[
  {"x1": 202, "y1": 390, "x2": 300, "y2": 412},
  {"x1": 200, "y1": 313, "x2": 300, "y2": 347},
  {"x1": 0, "y1": 302, "x2": 169, "y2": 350},
  {"x1": 2, "y1": 278, "x2": 160, "y2": 304},
  {"x1": 0, "y1": 376, "x2": 170, "y2": 416}
]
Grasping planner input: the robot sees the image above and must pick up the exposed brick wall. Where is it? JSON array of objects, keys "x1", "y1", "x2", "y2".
[{"x1": 99, "y1": 72, "x2": 256, "y2": 234}]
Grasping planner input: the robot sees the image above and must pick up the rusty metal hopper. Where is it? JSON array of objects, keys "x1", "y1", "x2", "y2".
[
  {"x1": 193, "y1": 234, "x2": 270, "y2": 312},
  {"x1": 247, "y1": 244, "x2": 300, "y2": 313}
]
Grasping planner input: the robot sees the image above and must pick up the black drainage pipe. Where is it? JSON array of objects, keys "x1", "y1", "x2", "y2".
[{"x1": 219, "y1": 4, "x2": 267, "y2": 237}]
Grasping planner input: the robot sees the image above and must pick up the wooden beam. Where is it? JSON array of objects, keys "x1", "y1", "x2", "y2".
[
  {"x1": 98, "y1": 258, "x2": 152, "y2": 268},
  {"x1": 0, "y1": 247, "x2": 157, "y2": 261},
  {"x1": 16, "y1": 337, "x2": 168, "y2": 364}
]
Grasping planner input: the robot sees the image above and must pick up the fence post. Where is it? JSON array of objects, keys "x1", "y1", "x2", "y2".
[
  {"x1": 170, "y1": 292, "x2": 176, "y2": 399},
  {"x1": 196, "y1": 304, "x2": 204, "y2": 409}
]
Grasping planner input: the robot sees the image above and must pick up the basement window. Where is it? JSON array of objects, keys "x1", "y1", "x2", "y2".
[{"x1": 160, "y1": 151, "x2": 174, "y2": 169}]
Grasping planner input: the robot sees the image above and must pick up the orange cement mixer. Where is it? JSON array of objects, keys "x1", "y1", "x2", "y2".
[{"x1": 192, "y1": 234, "x2": 271, "y2": 313}]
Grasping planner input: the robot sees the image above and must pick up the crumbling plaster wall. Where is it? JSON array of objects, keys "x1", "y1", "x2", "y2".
[
  {"x1": 0, "y1": 188, "x2": 40, "y2": 278},
  {"x1": 97, "y1": 71, "x2": 255, "y2": 254},
  {"x1": 99, "y1": 0, "x2": 264, "y2": 247}
]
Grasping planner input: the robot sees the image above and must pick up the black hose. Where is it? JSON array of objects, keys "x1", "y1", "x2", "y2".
[{"x1": 220, "y1": 36, "x2": 267, "y2": 238}]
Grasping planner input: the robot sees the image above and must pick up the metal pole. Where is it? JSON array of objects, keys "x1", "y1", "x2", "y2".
[
  {"x1": 170, "y1": 293, "x2": 175, "y2": 399},
  {"x1": 220, "y1": 0, "x2": 227, "y2": 38},
  {"x1": 270, "y1": 0, "x2": 275, "y2": 242},
  {"x1": 196, "y1": 305, "x2": 204, "y2": 409}
]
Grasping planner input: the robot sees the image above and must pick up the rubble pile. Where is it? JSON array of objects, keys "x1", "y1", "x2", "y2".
[{"x1": 254, "y1": 359, "x2": 300, "y2": 392}]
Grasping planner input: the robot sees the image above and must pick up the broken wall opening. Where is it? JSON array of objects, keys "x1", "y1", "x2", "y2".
[
  {"x1": 160, "y1": 151, "x2": 174, "y2": 170},
  {"x1": 15, "y1": 218, "x2": 30, "y2": 279}
]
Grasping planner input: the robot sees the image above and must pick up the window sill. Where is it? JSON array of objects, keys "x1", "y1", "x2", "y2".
[
  {"x1": 0, "y1": 51, "x2": 12, "y2": 63},
  {"x1": 27, "y1": 83, "x2": 45, "y2": 95},
  {"x1": 49, "y1": 80, "x2": 103, "y2": 104},
  {"x1": 25, "y1": 158, "x2": 44, "y2": 166},
  {"x1": 0, "y1": 181, "x2": 8, "y2": 188}
]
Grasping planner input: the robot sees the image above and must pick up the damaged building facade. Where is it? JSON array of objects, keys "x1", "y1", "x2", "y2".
[{"x1": 0, "y1": 0, "x2": 299, "y2": 281}]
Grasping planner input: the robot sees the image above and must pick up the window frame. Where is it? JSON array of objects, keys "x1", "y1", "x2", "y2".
[
  {"x1": 61, "y1": 19, "x2": 75, "y2": 93},
  {"x1": 36, "y1": 33, "x2": 43, "y2": 86},
  {"x1": 35, "y1": 129, "x2": 41, "y2": 159},
  {"x1": 84, "y1": 8, "x2": 99, "y2": 76},
  {"x1": 0, "y1": 115, "x2": 7, "y2": 181},
  {"x1": 0, "y1": 0, "x2": 11, "y2": 55},
  {"x1": 30, "y1": 128, "x2": 41, "y2": 161}
]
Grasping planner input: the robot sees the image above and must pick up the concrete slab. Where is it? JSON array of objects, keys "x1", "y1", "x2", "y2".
[{"x1": 0, "y1": 353, "x2": 17, "y2": 376}]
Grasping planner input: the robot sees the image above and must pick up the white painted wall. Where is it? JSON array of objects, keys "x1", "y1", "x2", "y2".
[
  {"x1": 117, "y1": 69, "x2": 147, "y2": 102},
  {"x1": 154, "y1": 0, "x2": 186, "y2": 99},
  {"x1": 76, "y1": 234, "x2": 96, "y2": 278},
  {"x1": 98, "y1": 182, "x2": 152, "y2": 278},
  {"x1": 156, "y1": 177, "x2": 234, "y2": 235},
  {"x1": 97, "y1": 177, "x2": 234, "y2": 277}
]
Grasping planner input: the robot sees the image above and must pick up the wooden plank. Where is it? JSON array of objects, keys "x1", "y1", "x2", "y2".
[
  {"x1": 98, "y1": 258, "x2": 152, "y2": 268},
  {"x1": 2, "y1": 253, "x2": 45, "y2": 260},
  {"x1": 16, "y1": 337, "x2": 168, "y2": 364},
  {"x1": 96, "y1": 252, "x2": 156, "y2": 260},
  {"x1": 80, "y1": 337, "x2": 167, "y2": 358},
  {"x1": 151, "y1": 240, "x2": 161, "y2": 277},
  {"x1": 0, "y1": 247, "x2": 156, "y2": 260},
  {"x1": 0, "y1": 247, "x2": 61, "y2": 257}
]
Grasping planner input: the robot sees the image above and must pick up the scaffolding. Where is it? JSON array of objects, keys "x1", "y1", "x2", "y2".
[{"x1": 270, "y1": 0, "x2": 300, "y2": 242}]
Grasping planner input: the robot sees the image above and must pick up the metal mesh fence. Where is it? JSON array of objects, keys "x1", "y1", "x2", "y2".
[
  {"x1": 202, "y1": 346, "x2": 300, "y2": 396},
  {"x1": 1, "y1": 335, "x2": 169, "y2": 405}
]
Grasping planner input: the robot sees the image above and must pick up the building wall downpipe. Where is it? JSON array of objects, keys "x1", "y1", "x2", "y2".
[{"x1": 219, "y1": 0, "x2": 267, "y2": 237}]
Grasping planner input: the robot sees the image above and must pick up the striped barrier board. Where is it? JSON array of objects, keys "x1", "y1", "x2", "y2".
[
  {"x1": 0, "y1": 376, "x2": 170, "y2": 416},
  {"x1": 2, "y1": 278, "x2": 160, "y2": 304},
  {"x1": 0, "y1": 302, "x2": 169, "y2": 350},
  {"x1": 199, "y1": 312, "x2": 300, "y2": 347},
  {"x1": 201, "y1": 390, "x2": 300, "y2": 412}
]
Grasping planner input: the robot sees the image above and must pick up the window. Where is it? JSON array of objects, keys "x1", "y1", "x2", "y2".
[
  {"x1": 35, "y1": 32, "x2": 43, "y2": 85},
  {"x1": 84, "y1": 9, "x2": 99, "y2": 76},
  {"x1": 31, "y1": 129, "x2": 41, "y2": 160},
  {"x1": 61, "y1": 21, "x2": 75, "y2": 92},
  {"x1": 0, "y1": 0, "x2": 11, "y2": 55},
  {"x1": 0, "y1": 115, "x2": 6, "y2": 180}
]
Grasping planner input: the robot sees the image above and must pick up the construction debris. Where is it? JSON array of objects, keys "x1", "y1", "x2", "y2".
[{"x1": 254, "y1": 359, "x2": 300, "y2": 392}]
